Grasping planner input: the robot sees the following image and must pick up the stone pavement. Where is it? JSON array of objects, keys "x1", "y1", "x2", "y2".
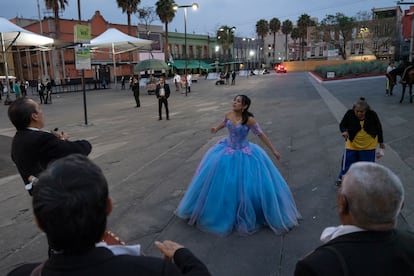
[{"x1": 0, "y1": 72, "x2": 413, "y2": 276}]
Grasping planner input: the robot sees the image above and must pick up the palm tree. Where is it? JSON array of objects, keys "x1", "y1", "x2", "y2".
[
  {"x1": 117, "y1": 0, "x2": 141, "y2": 74},
  {"x1": 44, "y1": 0, "x2": 68, "y2": 38},
  {"x1": 269, "y1": 18, "x2": 280, "y2": 64},
  {"x1": 216, "y1": 25, "x2": 235, "y2": 60},
  {"x1": 155, "y1": 0, "x2": 176, "y2": 63},
  {"x1": 281, "y1": 20, "x2": 293, "y2": 61},
  {"x1": 256, "y1": 19, "x2": 269, "y2": 68},
  {"x1": 291, "y1": 28, "x2": 300, "y2": 60},
  {"x1": 117, "y1": 0, "x2": 141, "y2": 35},
  {"x1": 297, "y1": 13, "x2": 315, "y2": 60}
]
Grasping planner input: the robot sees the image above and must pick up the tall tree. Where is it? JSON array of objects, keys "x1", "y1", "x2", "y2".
[
  {"x1": 269, "y1": 18, "x2": 281, "y2": 64},
  {"x1": 281, "y1": 19, "x2": 293, "y2": 61},
  {"x1": 117, "y1": 0, "x2": 141, "y2": 35},
  {"x1": 291, "y1": 27, "x2": 300, "y2": 60},
  {"x1": 137, "y1": 7, "x2": 156, "y2": 58},
  {"x1": 44, "y1": 0, "x2": 68, "y2": 38},
  {"x1": 117, "y1": 0, "x2": 141, "y2": 74},
  {"x1": 256, "y1": 19, "x2": 269, "y2": 67},
  {"x1": 155, "y1": 0, "x2": 176, "y2": 62},
  {"x1": 320, "y1": 13, "x2": 355, "y2": 60},
  {"x1": 297, "y1": 13, "x2": 315, "y2": 60},
  {"x1": 216, "y1": 25, "x2": 235, "y2": 60}
]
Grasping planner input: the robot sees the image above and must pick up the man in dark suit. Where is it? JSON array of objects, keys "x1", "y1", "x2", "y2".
[
  {"x1": 294, "y1": 162, "x2": 414, "y2": 276},
  {"x1": 8, "y1": 98, "x2": 92, "y2": 195},
  {"x1": 155, "y1": 77, "x2": 170, "y2": 120},
  {"x1": 7, "y1": 154, "x2": 211, "y2": 276}
]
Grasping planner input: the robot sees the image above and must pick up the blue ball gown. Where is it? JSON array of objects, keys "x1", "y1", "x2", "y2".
[{"x1": 175, "y1": 119, "x2": 301, "y2": 236}]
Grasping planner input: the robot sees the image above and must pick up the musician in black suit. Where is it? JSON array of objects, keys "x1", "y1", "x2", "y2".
[
  {"x1": 8, "y1": 98, "x2": 92, "y2": 195},
  {"x1": 7, "y1": 154, "x2": 211, "y2": 276},
  {"x1": 295, "y1": 162, "x2": 414, "y2": 276},
  {"x1": 155, "y1": 77, "x2": 171, "y2": 120}
]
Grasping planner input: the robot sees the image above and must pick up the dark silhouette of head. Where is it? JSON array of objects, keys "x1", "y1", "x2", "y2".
[{"x1": 33, "y1": 154, "x2": 109, "y2": 255}]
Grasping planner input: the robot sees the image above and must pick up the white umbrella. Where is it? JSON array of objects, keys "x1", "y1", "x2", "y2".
[
  {"x1": 0, "y1": 17, "x2": 54, "y2": 97},
  {"x1": 88, "y1": 28, "x2": 152, "y2": 87}
]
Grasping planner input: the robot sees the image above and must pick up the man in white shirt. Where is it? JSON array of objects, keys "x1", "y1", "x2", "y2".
[{"x1": 173, "y1": 73, "x2": 181, "y2": 92}]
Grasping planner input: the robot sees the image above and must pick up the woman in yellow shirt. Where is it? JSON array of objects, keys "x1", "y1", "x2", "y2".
[{"x1": 336, "y1": 97, "x2": 384, "y2": 186}]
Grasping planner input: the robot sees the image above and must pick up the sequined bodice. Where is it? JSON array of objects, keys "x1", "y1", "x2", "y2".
[{"x1": 224, "y1": 120, "x2": 250, "y2": 149}]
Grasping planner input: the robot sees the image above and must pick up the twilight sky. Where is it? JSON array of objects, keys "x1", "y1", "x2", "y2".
[{"x1": 0, "y1": 0, "x2": 400, "y2": 37}]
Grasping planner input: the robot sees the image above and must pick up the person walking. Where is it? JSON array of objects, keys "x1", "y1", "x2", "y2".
[
  {"x1": 13, "y1": 80, "x2": 21, "y2": 99},
  {"x1": 231, "y1": 70, "x2": 236, "y2": 85},
  {"x1": 175, "y1": 95, "x2": 301, "y2": 236},
  {"x1": 131, "y1": 76, "x2": 140, "y2": 108},
  {"x1": 173, "y1": 73, "x2": 181, "y2": 92},
  {"x1": 336, "y1": 97, "x2": 384, "y2": 186},
  {"x1": 385, "y1": 62, "x2": 395, "y2": 96},
  {"x1": 121, "y1": 75, "x2": 126, "y2": 90},
  {"x1": 186, "y1": 73, "x2": 192, "y2": 93},
  {"x1": 20, "y1": 80, "x2": 27, "y2": 97},
  {"x1": 155, "y1": 77, "x2": 171, "y2": 120},
  {"x1": 37, "y1": 79, "x2": 45, "y2": 104},
  {"x1": 45, "y1": 79, "x2": 52, "y2": 104},
  {"x1": 295, "y1": 162, "x2": 414, "y2": 276}
]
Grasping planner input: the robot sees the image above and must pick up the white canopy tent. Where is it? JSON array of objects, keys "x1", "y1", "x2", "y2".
[
  {"x1": 88, "y1": 28, "x2": 152, "y2": 87},
  {"x1": 0, "y1": 17, "x2": 54, "y2": 93}
]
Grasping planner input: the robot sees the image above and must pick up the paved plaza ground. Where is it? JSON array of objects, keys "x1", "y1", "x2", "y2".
[{"x1": 0, "y1": 71, "x2": 413, "y2": 275}]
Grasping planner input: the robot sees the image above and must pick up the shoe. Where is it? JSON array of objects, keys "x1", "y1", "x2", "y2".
[
  {"x1": 166, "y1": 117, "x2": 170, "y2": 120},
  {"x1": 335, "y1": 179, "x2": 342, "y2": 187},
  {"x1": 158, "y1": 118, "x2": 162, "y2": 120}
]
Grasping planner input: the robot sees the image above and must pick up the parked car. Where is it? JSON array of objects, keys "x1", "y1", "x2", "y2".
[{"x1": 275, "y1": 63, "x2": 287, "y2": 73}]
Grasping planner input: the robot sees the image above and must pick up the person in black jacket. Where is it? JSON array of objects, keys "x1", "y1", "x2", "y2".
[
  {"x1": 155, "y1": 77, "x2": 171, "y2": 120},
  {"x1": 131, "y1": 76, "x2": 140, "y2": 108},
  {"x1": 294, "y1": 162, "x2": 414, "y2": 276},
  {"x1": 8, "y1": 98, "x2": 92, "y2": 195},
  {"x1": 336, "y1": 97, "x2": 384, "y2": 186},
  {"x1": 7, "y1": 154, "x2": 211, "y2": 276}
]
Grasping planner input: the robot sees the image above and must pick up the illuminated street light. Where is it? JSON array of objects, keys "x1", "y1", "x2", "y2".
[{"x1": 173, "y1": 3, "x2": 199, "y2": 96}]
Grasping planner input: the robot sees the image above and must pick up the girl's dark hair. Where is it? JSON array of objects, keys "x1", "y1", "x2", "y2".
[
  {"x1": 353, "y1": 97, "x2": 371, "y2": 111},
  {"x1": 235, "y1": 94, "x2": 254, "y2": 124}
]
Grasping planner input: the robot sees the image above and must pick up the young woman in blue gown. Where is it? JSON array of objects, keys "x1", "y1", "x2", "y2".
[{"x1": 175, "y1": 95, "x2": 301, "y2": 236}]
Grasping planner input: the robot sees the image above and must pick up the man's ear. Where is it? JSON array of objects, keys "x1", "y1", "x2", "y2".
[
  {"x1": 337, "y1": 192, "x2": 349, "y2": 216},
  {"x1": 31, "y1": 112, "x2": 38, "y2": 122},
  {"x1": 106, "y1": 198, "x2": 113, "y2": 216}
]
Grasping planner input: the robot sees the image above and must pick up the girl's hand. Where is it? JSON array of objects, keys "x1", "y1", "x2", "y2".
[
  {"x1": 273, "y1": 150, "x2": 281, "y2": 160},
  {"x1": 211, "y1": 127, "x2": 217, "y2": 134}
]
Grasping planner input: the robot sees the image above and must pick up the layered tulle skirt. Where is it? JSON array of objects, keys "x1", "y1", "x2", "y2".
[{"x1": 175, "y1": 139, "x2": 301, "y2": 236}]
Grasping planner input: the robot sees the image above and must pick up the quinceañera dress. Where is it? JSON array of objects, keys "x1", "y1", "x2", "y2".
[{"x1": 175, "y1": 119, "x2": 301, "y2": 236}]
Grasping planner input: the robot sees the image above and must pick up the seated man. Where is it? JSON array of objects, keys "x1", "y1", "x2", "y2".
[
  {"x1": 294, "y1": 162, "x2": 414, "y2": 276},
  {"x1": 7, "y1": 154, "x2": 211, "y2": 276}
]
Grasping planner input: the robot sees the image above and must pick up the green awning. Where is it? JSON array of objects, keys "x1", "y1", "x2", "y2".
[{"x1": 171, "y1": 60, "x2": 214, "y2": 70}]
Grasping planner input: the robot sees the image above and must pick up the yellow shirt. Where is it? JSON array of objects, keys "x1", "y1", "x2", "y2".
[{"x1": 346, "y1": 120, "x2": 378, "y2": 150}]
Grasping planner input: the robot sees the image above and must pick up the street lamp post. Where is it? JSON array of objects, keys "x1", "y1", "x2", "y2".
[{"x1": 173, "y1": 3, "x2": 199, "y2": 96}]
